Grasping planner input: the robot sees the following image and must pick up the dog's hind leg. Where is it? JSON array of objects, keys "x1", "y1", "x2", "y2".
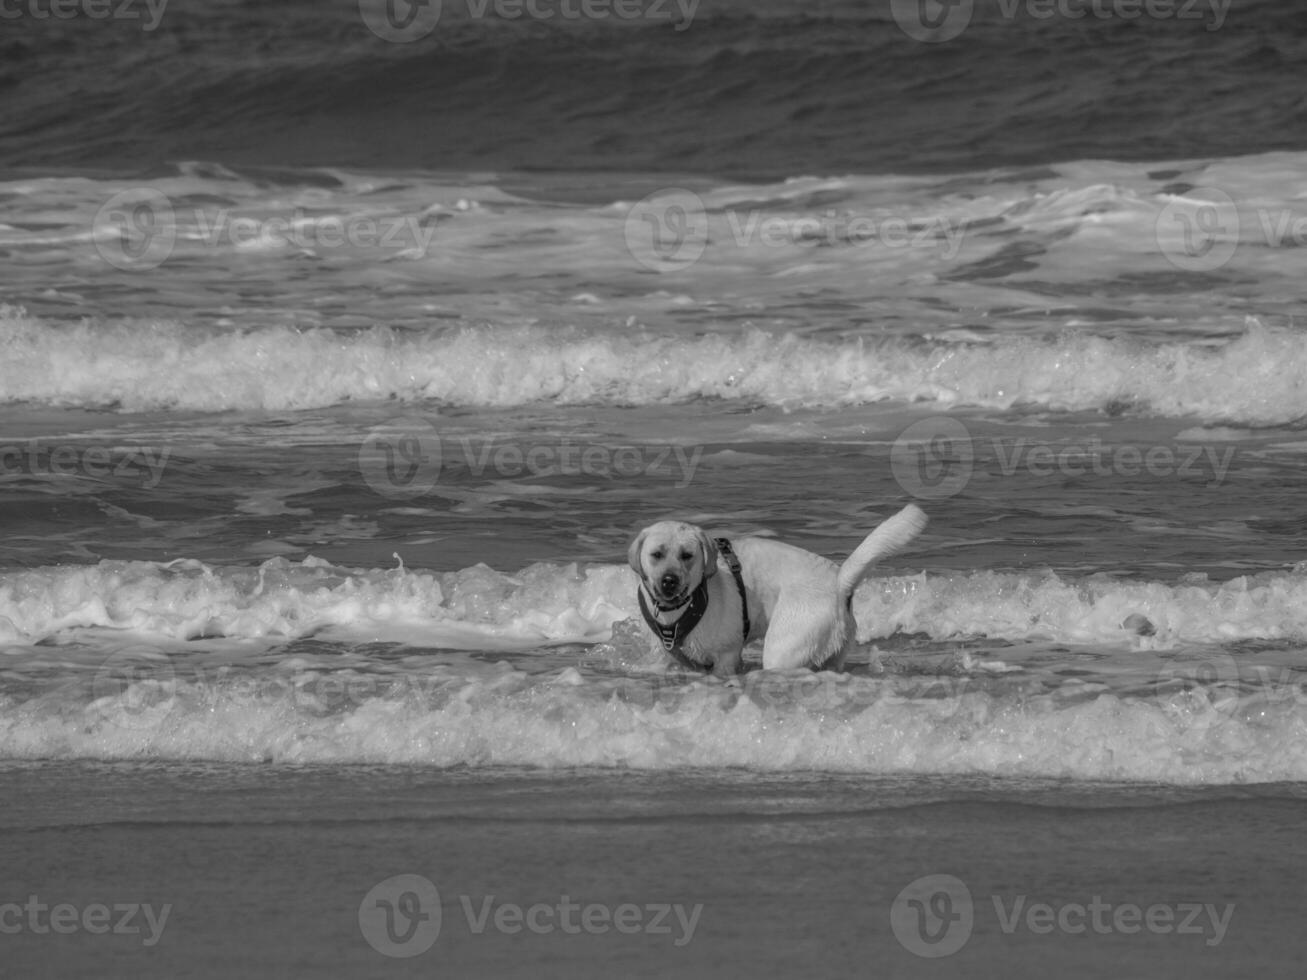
[{"x1": 760, "y1": 589, "x2": 849, "y2": 671}]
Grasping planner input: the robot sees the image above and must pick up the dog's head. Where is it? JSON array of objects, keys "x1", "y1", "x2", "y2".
[{"x1": 628, "y1": 521, "x2": 719, "y2": 607}]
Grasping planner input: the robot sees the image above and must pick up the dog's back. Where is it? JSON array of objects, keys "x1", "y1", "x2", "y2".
[{"x1": 729, "y1": 505, "x2": 928, "y2": 669}]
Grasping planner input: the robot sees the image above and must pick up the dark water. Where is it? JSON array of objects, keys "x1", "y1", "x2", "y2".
[
  {"x1": 2, "y1": 0, "x2": 1305, "y2": 177},
  {"x1": 4, "y1": 762, "x2": 1305, "y2": 978}
]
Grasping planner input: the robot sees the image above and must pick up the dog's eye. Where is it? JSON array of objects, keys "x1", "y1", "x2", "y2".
[
  {"x1": 679, "y1": 550, "x2": 694, "y2": 562},
  {"x1": 650, "y1": 549, "x2": 665, "y2": 560}
]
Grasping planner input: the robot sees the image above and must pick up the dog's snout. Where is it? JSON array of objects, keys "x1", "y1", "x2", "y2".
[{"x1": 659, "y1": 572, "x2": 681, "y2": 594}]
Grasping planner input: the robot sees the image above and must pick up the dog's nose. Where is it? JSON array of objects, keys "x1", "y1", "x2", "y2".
[{"x1": 659, "y1": 572, "x2": 680, "y2": 595}]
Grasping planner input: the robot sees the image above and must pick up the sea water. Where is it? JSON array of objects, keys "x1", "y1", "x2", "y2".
[{"x1": 4, "y1": 1, "x2": 1307, "y2": 976}]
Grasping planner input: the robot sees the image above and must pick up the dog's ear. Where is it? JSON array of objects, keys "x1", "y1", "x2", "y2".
[
  {"x1": 627, "y1": 529, "x2": 648, "y2": 578},
  {"x1": 697, "y1": 529, "x2": 719, "y2": 579}
]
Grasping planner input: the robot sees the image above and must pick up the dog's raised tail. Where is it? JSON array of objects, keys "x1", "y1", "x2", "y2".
[{"x1": 836, "y1": 504, "x2": 928, "y2": 599}]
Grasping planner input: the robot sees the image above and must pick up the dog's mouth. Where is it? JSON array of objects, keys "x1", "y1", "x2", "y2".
[{"x1": 649, "y1": 574, "x2": 689, "y2": 608}]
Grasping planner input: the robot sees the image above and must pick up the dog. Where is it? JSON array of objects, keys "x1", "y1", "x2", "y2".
[{"x1": 628, "y1": 504, "x2": 927, "y2": 675}]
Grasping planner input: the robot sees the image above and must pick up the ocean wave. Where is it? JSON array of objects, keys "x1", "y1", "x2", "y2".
[
  {"x1": 0, "y1": 555, "x2": 629, "y2": 647},
  {"x1": 4, "y1": 308, "x2": 1307, "y2": 423},
  {"x1": 3, "y1": 553, "x2": 1307, "y2": 649},
  {"x1": 5, "y1": 554, "x2": 1307, "y2": 781},
  {"x1": 5, "y1": 0, "x2": 1303, "y2": 176},
  {"x1": 3, "y1": 653, "x2": 1305, "y2": 783}
]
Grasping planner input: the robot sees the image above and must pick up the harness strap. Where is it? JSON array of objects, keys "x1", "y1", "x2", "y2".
[
  {"x1": 638, "y1": 582, "x2": 709, "y2": 670},
  {"x1": 637, "y1": 537, "x2": 750, "y2": 671},
  {"x1": 714, "y1": 538, "x2": 750, "y2": 646}
]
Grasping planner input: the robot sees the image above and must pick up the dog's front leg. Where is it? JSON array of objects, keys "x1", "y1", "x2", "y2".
[{"x1": 709, "y1": 647, "x2": 744, "y2": 678}]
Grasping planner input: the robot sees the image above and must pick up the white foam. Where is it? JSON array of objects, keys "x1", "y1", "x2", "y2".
[
  {"x1": 5, "y1": 556, "x2": 1307, "y2": 649},
  {"x1": 4, "y1": 556, "x2": 1307, "y2": 781},
  {"x1": 0, "y1": 556, "x2": 628, "y2": 646},
  {"x1": 5, "y1": 307, "x2": 1307, "y2": 423},
  {"x1": 857, "y1": 567, "x2": 1307, "y2": 646},
  {"x1": 4, "y1": 660, "x2": 1305, "y2": 783}
]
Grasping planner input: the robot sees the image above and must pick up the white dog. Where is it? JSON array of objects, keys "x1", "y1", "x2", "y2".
[{"x1": 628, "y1": 504, "x2": 927, "y2": 675}]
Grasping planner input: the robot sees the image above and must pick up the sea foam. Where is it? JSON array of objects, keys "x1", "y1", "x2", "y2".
[
  {"x1": 5, "y1": 555, "x2": 1307, "y2": 648},
  {"x1": 5, "y1": 556, "x2": 1307, "y2": 781},
  {"x1": 4, "y1": 308, "x2": 1307, "y2": 423}
]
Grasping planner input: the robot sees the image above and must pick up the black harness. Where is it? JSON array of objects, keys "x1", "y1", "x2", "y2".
[{"x1": 638, "y1": 538, "x2": 750, "y2": 671}]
